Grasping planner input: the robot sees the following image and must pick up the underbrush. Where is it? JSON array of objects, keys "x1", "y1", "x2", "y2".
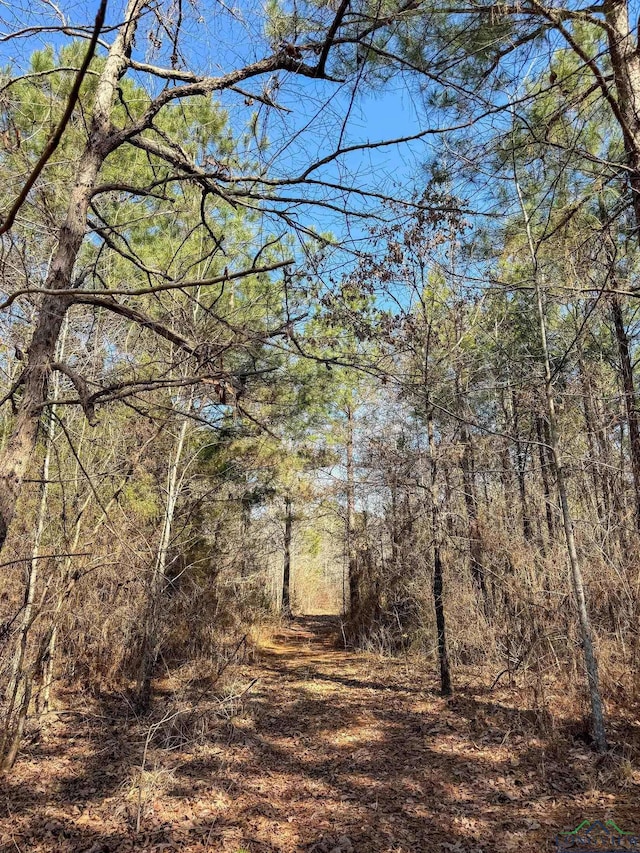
[{"x1": 344, "y1": 535, "x2": 640, "y2": 746}]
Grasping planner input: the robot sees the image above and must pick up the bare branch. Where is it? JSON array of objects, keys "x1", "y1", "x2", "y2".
[
  {"x1": 71, "y1": 295, "x2": 196, "y2": 353},
  {"x1": 317, "y1": 0, "x2": 352, "y2": 76},
  {"x1": 0, "y1": 259, "x2": 293, "y2": 311},
  {"x1": 51, "y1": 361, "x2": 97, "y2": 425},
  {"x1": 0, "y1": 67, "x2": 100, "y2": 95},
  {"x1": 0, "y1": 0, "x2": 108, "y2": 235}
]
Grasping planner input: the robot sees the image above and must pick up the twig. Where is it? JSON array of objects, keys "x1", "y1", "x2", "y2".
[{"x1": 135, "y1": 707, "x2": 183, "y2": 834}]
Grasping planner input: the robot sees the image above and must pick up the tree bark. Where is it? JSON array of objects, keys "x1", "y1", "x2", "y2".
[
  {"x1": 1, "y1": 317, "x2": 69, "y2": 769},
  {"x1": 433, "y1": 544, "x2": 452, "y2": 697}
]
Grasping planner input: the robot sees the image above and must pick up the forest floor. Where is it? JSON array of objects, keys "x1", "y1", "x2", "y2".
[{"x1": 2, "y1": 617, "x2": 640, "y2": 853}]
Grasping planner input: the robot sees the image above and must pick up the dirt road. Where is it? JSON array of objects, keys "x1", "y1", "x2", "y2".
[{"x1": 1, "y1": 617, "x2": 638, "y2": 852}]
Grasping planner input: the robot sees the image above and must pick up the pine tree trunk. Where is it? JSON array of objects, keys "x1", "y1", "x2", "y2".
[
  {"x1": 427, "y1": 410, "x2": 452, "y2": 697},
  {"x1": 0, "y1": 440, "x2": 49, "y2": 768},
  {"x1": 0, "y1": 317, "x2": 69, "y2": 769},
  {"x1": 605, "y1": 0, "x2": 640, "y2": 239},
  {"x1": 0, "y1": 0, "x2": 147, "y2": 554},
  {"x1": 605, "y1": 3, "x2": 640, "y2": 529}
]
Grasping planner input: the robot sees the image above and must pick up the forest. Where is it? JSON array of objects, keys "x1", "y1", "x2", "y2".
[{"x1": 0, "y1": 0, "x2": 640, "y2": 850}]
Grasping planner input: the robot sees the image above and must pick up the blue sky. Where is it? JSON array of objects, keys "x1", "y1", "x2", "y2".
[{"x1": 0, "y1": 0, "x2": 433, "y2": 248}]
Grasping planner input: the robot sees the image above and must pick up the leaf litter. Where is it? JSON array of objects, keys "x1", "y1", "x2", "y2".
[{"x1": 1, "y1": 617, "x2": 639, "y2": 852}]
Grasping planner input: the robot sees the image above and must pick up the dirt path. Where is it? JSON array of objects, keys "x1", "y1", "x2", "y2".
[{"x1": 2, "y1": 617, "x2": 639, "y2": 852}]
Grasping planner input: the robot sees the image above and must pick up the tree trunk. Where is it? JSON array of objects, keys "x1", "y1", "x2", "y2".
[
  {"x1": 535, "y1": 414, "x2": 555, "y2": 542},
  {"x1": 241, "y1": 497, "x2": 251, "y2": 578},
  {"x1": 1, "y1": 316, "x2": 69, "y2": 769},
  {"x1": 610, "y1": 294, "x2": 640, "y2": 531},
  {"x1": 433, "y1": 544, "x2": 452, "y2": 697},
  {"x1": 282, "y1": 495, "x2": 292, "y2": 617},
  {"x1": 605, "y1": 4, "x2": 640, "y2": 533},
  {"x1": 605, "y1": 0, "x2": 640, "y2": 239},
  {"x1": 37, "y1": 625, "x2": 57, "y2": 718},
  {"x1": 0, "y1": 421, "x2": 52, "y2": 769},
  {"x1": 577, "y1": 352, "x2": 608, "y2": 532},
  {"x1": 510, "y1": 386, "x2": 532, "y2": 542},
  {"x1": 137, "y1": 411, "x2": 189, "y2": 712},
  {"x1": 427, "y1": 410, "x2": 452, "y2": 697},
  {"x1": 0, "y1": 0, "x2": 147, "y2": 554},
  {"x1": 460, "y1": 421, "x2": 487, "y2": 605},
  {"x1": 346, "y1": 404, "x2": 359, "y2": 616}
]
